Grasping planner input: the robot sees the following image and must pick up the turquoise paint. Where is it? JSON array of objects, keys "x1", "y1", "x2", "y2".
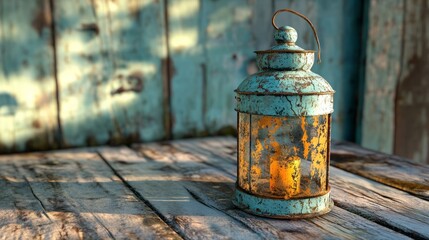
[
  {"x1": 202, "y1": 0, "x2": 256, "y2": 134},
  {"x1": 168, "y1": 0, "x2": 205, "y2": 138},
  {"x1": 233, "y1": 188, "x2": 333, "y2": 218},
  {"x1": 257, "y1": 52, "x2": 314, "y2": 71},
  {"x1": 54, "y1": 0, "x2": 167, "y2": 147},
  {"x1": 236, "y1": 94, "x2": 333, "y2": 117},
  {"x1": 0, "y1": 0, "x2": 58, "y2": 152}
]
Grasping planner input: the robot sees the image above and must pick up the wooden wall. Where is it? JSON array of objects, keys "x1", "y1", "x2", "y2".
[
  {"x1": 0, "y1": 0, "x2": 59, "y2": 151},
  {"x1": 12, "y1": 0, "x2": 429, "y2": 163},
  {"x1": 360, "y1": 0, "x2": 429, "y2": 163}
]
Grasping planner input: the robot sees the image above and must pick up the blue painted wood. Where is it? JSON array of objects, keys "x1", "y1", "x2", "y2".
[
  {"x1": 202, "y1": 0, "x2": 262, "y2": 135},
  {"x1": 360, "y1": 0, "x2": 404, "y2": 154},
  {"x1": 167, "y1": 0, "x2": 263, "y2": 137},
  {"x1": 0, "y1": 0, "x2": 58, "y2": 152},
  {"x1": 0, "y1": 0, "x2": 367, "y2": 152},
  {"x1": 166, "y1": 0, "x2": 205, "y2": 138},
  {"x1": 53, "y1": 0, "x2": 167, "y2": 147}
]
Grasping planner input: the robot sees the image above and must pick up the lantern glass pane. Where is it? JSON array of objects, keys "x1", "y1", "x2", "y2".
[{"x1": 237, "y1": 113, "x2": 330, "y2": 199}]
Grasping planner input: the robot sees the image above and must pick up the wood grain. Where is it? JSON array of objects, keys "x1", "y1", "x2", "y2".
[
  {"x1": 394, "y1": 0, "x2": 429, "y2": 164},
  {"x1": 0, "y1": 149, "x2": 180, "y2": 239},
  {"x1": 0, "y1": 0, "x2": 58, "y2": 152},
  {"x1": 331, "y1": 141, "x2": 429, "y2": 200},
  {"x1": 360, "y1": 0, "x2": 404, "y2": 153},
  {"x1": 99, "y1": 140, "x2": 409, "y2": 239},
  {"x1": 166, "y1": 0, "x2": 205, "y2": 138},
  {"x1": 167, "y1": 0, "x2": 263, "y2": 137},
  {"x1": 177, "y1": 137, "x2": 429, "y2": 239},
  {"x1": 53, "y1": 0, "x2": 167, "y2": 147},
  {"x1": 99, "y1": 146, "x2": 264, "y2": 240},
  {"x1": 202, "y1": 0, "x2": 265, "y2": 135}
]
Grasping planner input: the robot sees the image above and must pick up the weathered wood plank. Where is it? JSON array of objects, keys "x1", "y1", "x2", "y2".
[
  {"x1": 274, "y1": 0, "x2": 364, "y2": 141},
  {"x1": 360, "y1": 0, "x2": 404, "y2": 153},
  {"x1": 99, "y1": 141, "x2": 409, "y2": 239},
  {"x1": 0, "y1": 0, "x2": 58, "y2": 152},
  {"x1": 99, "y1": 146, "x2": 264, "y2": 239},
  {"x1": 202, "y1": 0, "x2": 267, "y2": 135},
  {"x1": 331, "y1": 141, "x2": 429, "y2": 200},
  {"x1": 176, "y1": 137, "x2": 429, "y2": 239},
  {"x1": 0, "y1": 150, "x2": 180, "y2": 239},
  {"x1": 168, "y1": 0, "x2": 272, "y2": 137},
  {"x1": 166, "y1": 0, "x2": 205, "y2": 138},
  {"x1": 54, "y1": 0, "x2": 167, "y2": 147},
  {"x1": 394, "y1": 0, "x2": 429, "y2": 164},
  {"x1": 329, "y1": 168, "x2": 429, "y2": 240}
]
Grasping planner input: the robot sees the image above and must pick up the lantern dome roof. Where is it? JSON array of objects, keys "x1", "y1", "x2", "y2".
[{"x1": 235, "y1": 70, "x2": 334, "y2": 96}]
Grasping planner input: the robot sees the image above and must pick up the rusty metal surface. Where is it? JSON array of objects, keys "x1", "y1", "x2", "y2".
[{"x1": 234, "y1": 9, "x2": 334, "y2": 218}]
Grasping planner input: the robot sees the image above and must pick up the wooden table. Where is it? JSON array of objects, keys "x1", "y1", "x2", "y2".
[{"x1": 1, "y1": 137, "x2": 428, "y2": 239}]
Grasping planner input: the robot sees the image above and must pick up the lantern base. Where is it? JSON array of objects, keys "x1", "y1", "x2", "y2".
[{"x1": 233, "y1": 188, "x2": 333, "y2": 219}]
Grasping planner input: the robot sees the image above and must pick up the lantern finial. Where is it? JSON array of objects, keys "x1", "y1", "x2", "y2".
[{"x1": 274, "y1": 26, "x2": 298, "y2": 44}]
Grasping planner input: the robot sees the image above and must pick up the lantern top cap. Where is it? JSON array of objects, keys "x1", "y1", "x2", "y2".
[{"x1": 263, "y1": 8, "x2": 321, "y2": 63}]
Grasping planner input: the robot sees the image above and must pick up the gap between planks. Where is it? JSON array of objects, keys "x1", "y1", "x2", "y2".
[
  {"x1": 331, "y1": 141, "x2": 429, "y2": 201},
  {"x1": 0, "y1": 149, "x2": 181, "y2": 239},
  {"x1": 185, "y1": 137, "x2": 429, "y2": 239},
  {"x1": 97, "y1": 139, "x2": 415, "y2": 240},
  {"x1": 48, "y1": 0, "x2": 64, "y2": 148},
  {"x1": 97, "y1": 152, "x2": 187, "y2": 240}
]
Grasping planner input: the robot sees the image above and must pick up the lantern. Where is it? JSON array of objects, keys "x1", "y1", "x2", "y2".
[{"x1": 233, "y1": 9, "x2": 334, "y2": 219}]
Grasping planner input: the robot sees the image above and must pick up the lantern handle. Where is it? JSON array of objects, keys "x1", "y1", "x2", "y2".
[{"x1": 272, "y1": 8, "x2": 321, "y2": 63}]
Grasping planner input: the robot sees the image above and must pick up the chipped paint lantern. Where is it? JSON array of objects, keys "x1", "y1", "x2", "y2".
[{"x1": 233, "y1": 9, "x2": 334, "y2": 219}]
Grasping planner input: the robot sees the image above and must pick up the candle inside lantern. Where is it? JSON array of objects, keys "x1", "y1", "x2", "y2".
[{"x1": 270, "y1": 155, "x2": 301, "y2": 198}]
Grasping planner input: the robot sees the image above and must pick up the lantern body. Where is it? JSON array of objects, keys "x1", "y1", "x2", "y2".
[{"x1": 233, "y1": 24, "x2": 334, "y2": 218}]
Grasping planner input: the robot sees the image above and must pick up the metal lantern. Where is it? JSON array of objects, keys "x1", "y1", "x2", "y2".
[{"x1": 233, "y1": 9, "x2": 334, "y2": 219}]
